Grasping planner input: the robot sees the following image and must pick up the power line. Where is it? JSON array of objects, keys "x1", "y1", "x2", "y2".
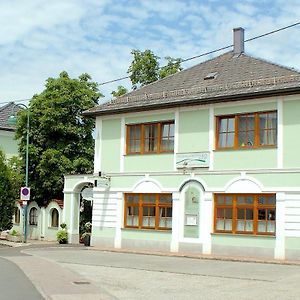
[
  {"x1": 99, "y1": 21, "x2": 300, "y2": 86},
  {"x1": 0, "y1": 98, "x2": 31, "y2": 106}
]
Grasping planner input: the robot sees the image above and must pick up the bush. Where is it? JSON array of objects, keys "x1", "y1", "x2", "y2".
[
  {"x1": 10, "y1": 229, "x2": 20, "y2": 236},
  {"x1": 56, "y1": 223, "x2": 68, "y2": 244},
  {"x1": 56, "y1": 230, "x2": 68, "y2": 244}
]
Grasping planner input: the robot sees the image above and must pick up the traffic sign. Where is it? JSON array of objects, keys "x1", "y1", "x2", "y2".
[{"x1": 20, "y1": 187, "x2": 30, "y2": 201}]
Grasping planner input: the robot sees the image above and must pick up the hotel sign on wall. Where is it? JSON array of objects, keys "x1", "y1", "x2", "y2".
[{"x1": 176, "y1": 152, "x2": 210, "y2": 169}]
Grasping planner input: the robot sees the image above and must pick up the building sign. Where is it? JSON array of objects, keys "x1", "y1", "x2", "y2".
[{"x1": 176, "y1": 152, "x2": 210, "y2": 169}]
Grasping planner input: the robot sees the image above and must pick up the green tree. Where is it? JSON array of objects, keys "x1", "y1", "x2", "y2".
[
  {"x1": 127, "y1": 49, "x2": 183, "y2": 89},
  {"x1": 159, "y1": 56, "x2": 183, "y2": 79},
  {"x1": 15, "y1": 71, "x2": 102, "y2": 205},
  {"x1": 128, "y1": 49, "x2": 160, "y2": 89},
  {"x1": 0, "y1": 150, "x2": 15, "y2": 230},
  {"x1": 111, "y1": 85, "x2": 128, "y2": 97}
]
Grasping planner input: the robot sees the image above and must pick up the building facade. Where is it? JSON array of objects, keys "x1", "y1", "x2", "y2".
[{"x1": 64, "y1": 28, "x2": 300, "y2": 260}]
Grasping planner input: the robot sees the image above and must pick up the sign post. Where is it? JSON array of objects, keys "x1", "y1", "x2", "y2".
[{"x1": 20, "y1": 187, "x2": 30, "y2": 243}]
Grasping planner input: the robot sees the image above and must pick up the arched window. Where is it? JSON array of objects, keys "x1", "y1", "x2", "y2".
[
  {"x1": 51, "y1": 208, "x2": 59, "y2": 227},
  {"x1": 14, "y1": 208, "x2": 20, "y2": 224},
  {"x1": 29, "y1": 207, "x2": 38, "y2": 225}
]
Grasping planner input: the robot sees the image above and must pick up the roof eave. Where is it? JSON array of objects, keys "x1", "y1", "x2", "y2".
[{"x1": 83, "y1": 86, "x2": 300, "y2": 117}]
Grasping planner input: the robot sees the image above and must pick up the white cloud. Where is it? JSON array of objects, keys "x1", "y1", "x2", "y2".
[{"x1": 0, "y1": 0, "x2": 300, "y2": 104}]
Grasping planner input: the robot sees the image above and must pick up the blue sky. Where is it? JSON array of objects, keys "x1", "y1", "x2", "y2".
[{"x1": 0, "y1": 0, "x2": 300, "y2": 104}]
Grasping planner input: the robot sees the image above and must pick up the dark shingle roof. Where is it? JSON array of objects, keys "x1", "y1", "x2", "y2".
[
  {"x1": 85, "y1": 51, "x2": 300, "y2": 116},
  {"x1": 0, "y1": 102, "x2": 21, "y2": 131}
]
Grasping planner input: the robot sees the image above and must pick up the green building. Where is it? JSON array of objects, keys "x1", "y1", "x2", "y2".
[{"x1": 64, "y1": 28, "x2": 300, "y2": 260}]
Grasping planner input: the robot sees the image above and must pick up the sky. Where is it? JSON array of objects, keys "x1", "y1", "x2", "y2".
[{"x1": 0, "y1": 0, "x2": 300, "y2": 105}]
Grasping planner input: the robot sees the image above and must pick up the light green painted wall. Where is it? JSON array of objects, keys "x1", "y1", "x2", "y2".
[
  {"x1": 178, "y1": 109, "x2": 209, "y2": 152},
  {"x1": 124, "y1": 154, "x2": 173, "y2": 172},
  {"x1": 0, "y1": 132, "x2": 18, "y2": 159},
  {"x1": 283, "y1": 99, "x2": 300, "y2": 168},
  {"x1": 122, "y1": 229, "x2": 172, "y2": 241},
  {"x1": 92, "y1": 226, "x2": 115, "y2": 237},
  {"x1": 254, "y1": 173, "x2": 300, "y2": 187},
  {"x1": 212, "y1": 234, "x2": 275, "y2": 248},
  {"x1": 214, "y1": 102, "x2": 276, "y2": 116},
  {"x1": 214, "y1": 148, "x2": 276, "y2": 170},
  {"x1": 285, "y1": 237, "x2": 300, "y2": 250},
  {"x1": 101, "y1": 119, "x2": 121, "y2": 172},
  {"x1": 125, "y1": 113, "x2": 174, "y2": 124}
]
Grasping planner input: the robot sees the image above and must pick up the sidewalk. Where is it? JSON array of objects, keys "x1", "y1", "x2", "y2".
[{"x1": 1, "y1": 238, "x2": 300, "y2": 266}]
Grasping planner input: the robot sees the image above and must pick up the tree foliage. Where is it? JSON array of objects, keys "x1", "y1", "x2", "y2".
[
  {"x1": 127, "y1": 49, "x2": 182, "y2": 89},
  {"x1": 111, "y1": 85, "x2": 128, "y2": 97},
  {"x1": 0, "y1": 150, "x2": 15, "y2": 230},
  {"x1": 159, "y1": 56, "x2": 183, "y2": 79},
  {"x1": 15, "y1": 71, "x2": 102, "y2": 205}
]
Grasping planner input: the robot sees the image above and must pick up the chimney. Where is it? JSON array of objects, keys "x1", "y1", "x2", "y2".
[{"x1": 233, "y1": 27, "x2": 244, "y2": 55}]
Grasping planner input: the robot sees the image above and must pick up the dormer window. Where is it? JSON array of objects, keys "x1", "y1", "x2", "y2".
[{"x1": 204, "y1": 72, "x2": 218, "y2": 80}]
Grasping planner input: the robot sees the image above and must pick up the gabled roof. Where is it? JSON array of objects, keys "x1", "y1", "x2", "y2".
[
  {"x1": 0, "y1": 102, "x2": 21, "y2": 131},
  {"x1": 85, "y1": 51, "x2": 300, "y2": 116}
]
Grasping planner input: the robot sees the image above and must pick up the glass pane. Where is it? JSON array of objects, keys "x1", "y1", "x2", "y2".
[
  {"x1": 237, "y1": 196, "x2": 245, "y2": 204},
  {"x1": 143, "y1": 217, "x2": 155, "y2": 227},
  {"x1": 218, "y1": 133, "x2": 226, "y2": 148},
  {"x1": 268, "y1": 209, "x2": 276, "y2": 220},
  {"x1": 258, "y1": 221, "x2": 267, "y2": 232},
  {"x1": 143, "y1": 207, "x2": 155, "y2": 216},
  {"x1": 237, "y1": 209, "x2": 244, "y2": 219},
  {"x1": 225, "y1": 220, "x2": 232, "y2": 230},
  {"x1": 217, "y1": 219, "x2": 224, "y2": 230},
  {"x1": 225, "y1": 208, "x2": 232, "y2": 219},
  {"x1": 159, "y1": 195, "x2": 172, "y2": 204},
  {"x1": 268, "y1": 195, "x2": 276, "y2": 205},
  {"x1": 258, "y1": 209, "x2": 266, "y2": 220},
  {"x1": 127, "y1": 195, "x2": 139, "y2": 204},
  {"x1": 228, "y1": 118, "x2": 235, "y2": 131},
  {"x1": 227, "y1": 132, "x2": 234, "y2": 147},
  {"x1": 219, "y1": 119, "x2": 228, "y2": 133},
  {"x1": 237, "y1": 220, "x2": 244, "y2": 231},
  {"x1": 267, "y1": 222, "x2": 275, "y2": 233},
  {"x1": 143, "y1": 195, "x2": 156, "y2": 203},
  {"x1": 258, "y1": 196, "x2": 267, "y2": 205},
  {"x1": 217, "y1": 196, "x2": 225, "y2": 205},
  {"x1": 246, "y1": 209, "x2": 253, "y2": 219},
  {"x1": 245, "y1": 220, "x2": 253, "y2": 231},
  {"x1": 225, "y1": 196, "x2": 233, "y2": 205},
  {"x1": 216, "y1": 208, "x2": 224, "y2": 218}
]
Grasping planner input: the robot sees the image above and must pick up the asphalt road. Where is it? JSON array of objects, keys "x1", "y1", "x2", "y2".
[
  {"x1": 0, "y1": 255, "x2": 43, "y2": 300},
  {"x1": 23, "y1": 247, "x2": 300, "y2": 300}
]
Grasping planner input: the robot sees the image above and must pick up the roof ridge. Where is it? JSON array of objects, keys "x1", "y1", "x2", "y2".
[{"x1": 0, "y1": 101, "x2": 14, "y2": 113}]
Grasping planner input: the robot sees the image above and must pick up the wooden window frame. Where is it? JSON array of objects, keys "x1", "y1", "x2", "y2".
[
  {"x1": 126, "y1": 120, "x2": 174, "y2": 155},
  {"x1": 214, "y1": 194, "x2": 276, "y2": 236},
  {"x1": 124, "y1": 193, "x2": 172, "y2": 231},
  {"x1": 215, "y1": 111, "x2": 277, "y2": 150}
]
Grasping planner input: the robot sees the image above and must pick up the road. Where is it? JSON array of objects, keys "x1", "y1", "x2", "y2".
[
  {"x1": 0, "y1": 245, "x2": 43, "y2": 300},
  {"x1": 22, "y1": 247, "x2": 300, "y2": 300},
  {"x1": 1, "y1": 243, "x2": 300, "y2": 299}
]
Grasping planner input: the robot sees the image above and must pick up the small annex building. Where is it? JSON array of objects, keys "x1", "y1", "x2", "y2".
[{"x1": 64, "y1": 28, "x2": 300, "y2": 260}]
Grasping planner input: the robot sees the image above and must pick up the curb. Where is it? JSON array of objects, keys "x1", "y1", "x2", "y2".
[{"x1": 87, "y1": 245, "x2": 300, "y2": 266}]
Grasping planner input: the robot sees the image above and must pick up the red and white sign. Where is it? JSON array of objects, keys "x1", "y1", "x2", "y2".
[{"x1": 20, "y1": 187, "x2": 30, "y2": 201}]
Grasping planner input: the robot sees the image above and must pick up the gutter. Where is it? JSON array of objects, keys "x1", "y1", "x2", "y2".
[{"x1": 83, "y1": 86, "x2": 300, "y2": 117}]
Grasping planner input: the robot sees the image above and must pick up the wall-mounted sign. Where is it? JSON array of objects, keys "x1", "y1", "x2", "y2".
[
  {"x1": 176, "y1": 152, "x2": 210, "y2": 168},
  {"x1": 185, "y1": 214, "x2": 198, "y2": 226}
]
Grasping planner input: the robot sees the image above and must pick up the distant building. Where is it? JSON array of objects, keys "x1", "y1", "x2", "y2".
[
  {"x1": 64, "y1": 28, "x2": 300, "y2": 261},
  {"x1": 0, "y1": 102, "x2": 19, "y2": 159}
]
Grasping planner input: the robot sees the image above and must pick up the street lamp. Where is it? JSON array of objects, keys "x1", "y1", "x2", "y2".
[{"x1": 7, "y1": 103, "x2": 30, "y2": 243}]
